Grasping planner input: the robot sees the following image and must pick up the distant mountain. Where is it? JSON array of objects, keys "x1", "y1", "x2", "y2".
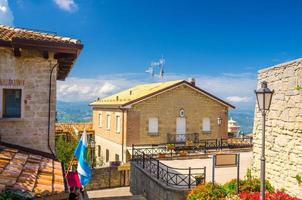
[
  {"x1": 56, "y1": 101, "x2": 92, "y2": 122},
  {"x1": 56, "y1": 101, "x2": 255, "y2": 133}
]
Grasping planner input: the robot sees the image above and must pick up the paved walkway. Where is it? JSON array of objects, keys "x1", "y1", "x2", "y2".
[
  {"x1": 161, "y1": 151, "x2": 252, "y2": 184},
  {"x1": 87, "y1": 187, "x2": 146, "y2": 200}
]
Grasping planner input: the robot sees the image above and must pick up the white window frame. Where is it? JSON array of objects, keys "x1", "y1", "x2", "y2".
[
  {"x1": 202, "y1": 117, "x2": 211, "y2": 132},
  {"x1": 106, "y1": 113, "x2": 111, "y2": 130},
  {"x1": 115, "y1": 114, "x2": 121, "y2": 133},
  {"x1": 148, "y1": 117, "x2": 159, "y2": 135},
  {"x1": 98, "y1": 112, "x2": 102, "y2": 127},
  {"x1": 0, "y1": 86, "x2": 24, "y2": 119}
]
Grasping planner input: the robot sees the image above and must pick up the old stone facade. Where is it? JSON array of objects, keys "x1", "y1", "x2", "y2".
[
  {"x1": 252, "y1": 58, "x2": 302, "y2": 198},
  {"x1": 92, "y1": 80, "x2": 233, "y2": 164},
  {"x1": 0, "y1": 48, "x2": 57, "y2": 153}
]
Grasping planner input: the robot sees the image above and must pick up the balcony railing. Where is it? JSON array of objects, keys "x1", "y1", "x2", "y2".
[{"x1": 167, "y1": 133, "x2": 199, "y2": 144}]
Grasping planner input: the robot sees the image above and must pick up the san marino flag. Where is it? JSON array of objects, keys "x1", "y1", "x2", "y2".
[{"x1": 74, "y1": 129, "x2": 91, "y2": 187}]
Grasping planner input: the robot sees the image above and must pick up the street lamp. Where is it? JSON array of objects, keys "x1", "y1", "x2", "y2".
[
  {"x1": 255, "y1": 81, "x2": 274, "y2": 200},
  {"x1": 90, "y1": 140, "x2": 96, "y2": 169}
]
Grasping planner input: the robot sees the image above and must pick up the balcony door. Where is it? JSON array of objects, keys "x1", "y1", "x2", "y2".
[{"x1": 176, "y1": 117, "x2": 186, "y2": 142}]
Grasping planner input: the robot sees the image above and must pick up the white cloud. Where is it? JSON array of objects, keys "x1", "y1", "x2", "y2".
[
  {"x1": 57, "y1": 72, "x2": 257, "y2": 109},
  {"x1": 53, "y1": 0, "x2": 78, "y2": 12},
  {"x1": 0, "y1": 0, "x2": 13, "y2": 25},
  {"x1": 226, "y1": 96, "x2": 251, "y2": 103}
]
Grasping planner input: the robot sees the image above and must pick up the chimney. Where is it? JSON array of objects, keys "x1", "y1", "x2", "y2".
[{"x1": 188, "y1": 77, "x2": 196, "y2": 86}]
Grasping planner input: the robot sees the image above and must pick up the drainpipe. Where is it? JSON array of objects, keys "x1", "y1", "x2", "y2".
[
  {"x1": 119, "y1": 107, "x2": 126, "y2": 163},
  {"x1": 47, "y1": 62, "x2": 58, "y2": 158}
]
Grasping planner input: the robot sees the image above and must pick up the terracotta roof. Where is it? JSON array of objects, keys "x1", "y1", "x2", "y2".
[
  {"x1": 0, "y1": 25, "x2": 83, "y2": 80},
  {"x1": 91, "y1": 80, "x2": 183, "y2": 106},
  {"x1": 56, "y1": 122, "x2": 94, "y2": 134},
  {"x1": 0, "y1": 145, "x2": 65, "y2": 197},
  {"x1": 90, "y1": 80, "x2": 235, "y2": 109},
  {"x1": 0, "y1": 25, "x2": 81, "y2": 45}
]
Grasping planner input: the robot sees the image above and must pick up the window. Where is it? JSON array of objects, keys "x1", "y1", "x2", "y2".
[
  {"x1": 116, "y1": 115, "x2": 121, "y2": 133},
  {"x1": 148, "y1": 117, "x2": 158, "y2": 135},
  {"x1": 3, "y1": 89, "x2": 22, "y2": 118},
  {"x1": 115, "y1": 154, "x2": 120, "y2": 161},
  {"x1": 106, "y1": 149, "x2": 109, "y2": 162},
  {"x1": 98, "y1": 113, "x2": 102, "y2": 127},
  {"x1": 106, "y1": 114, "x2": 111, "y2": 130},
  {"x1": 97, "y1": 145, "x2": 101, "y2": 157},
  {"x1": 202, "y1": 118, "x2": 211, "y2": 132}
]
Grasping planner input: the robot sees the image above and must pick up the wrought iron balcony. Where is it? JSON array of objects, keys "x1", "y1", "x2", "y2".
[{"x1": 167, "y1": 133, "x2": 199, "y2": 144}]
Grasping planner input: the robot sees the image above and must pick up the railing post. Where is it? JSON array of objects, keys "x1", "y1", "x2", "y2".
[
  {"x1": 157, "y1": 159, "x2": 160, "y2": 179},
  {"x1": 143, "y1": 152, "x2": 145, "y2": 169},
  {"x1": 132, "y1": 144, "x2": 134, "y2": 160},
  {"x1": 166, "y1": 166, "x2": 169, "y2": 185},
  {"x1": 204, "y1": 167, "x2": 206, "y2": 184},
  {"x1": 237, "y1": 153, "x2": 240, "y2": 194},
  {"x1": 188, "y1": 167, "x2": 191, "y2": 189}
]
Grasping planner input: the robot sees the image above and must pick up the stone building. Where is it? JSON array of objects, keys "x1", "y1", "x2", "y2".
[
  {"x1": 252, "y1": 58, "x2": 302, "y2": 198},
  {"x1": 90, "y1": 79, "x2": 234, "y2": 164},
  {"x1": 0, "y1": 25, "x2": 83, "y2": 153},
  {"x1": 0, "y1": 25, "x2": 83, "y2": 197}
]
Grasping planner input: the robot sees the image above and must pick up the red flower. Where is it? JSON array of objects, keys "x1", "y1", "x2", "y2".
[{"x1": 239, "y1": 191, "x2": 301, "y2": 200}]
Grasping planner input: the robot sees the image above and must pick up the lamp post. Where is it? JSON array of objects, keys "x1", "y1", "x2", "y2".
[
  {"x1": 90, "y1": 140, "x2": 96, "y2": 169},
  {"x1": 255, "y1": 81, "x2": 274, "y2": 200},
  {"x1": 217, "y1": 117, "x2": 222, "y2": 148}
]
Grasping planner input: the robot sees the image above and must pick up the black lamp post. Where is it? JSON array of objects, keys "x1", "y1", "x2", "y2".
[{"x1": 255, "y1": 81, "x2": 274, "y2": 200}]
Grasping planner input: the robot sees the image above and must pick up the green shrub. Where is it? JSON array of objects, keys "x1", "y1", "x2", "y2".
[{"x1": 187, "y1": 183, "x2": 227, "y2": 200}]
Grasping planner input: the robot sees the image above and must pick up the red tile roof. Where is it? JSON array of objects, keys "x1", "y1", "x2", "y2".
[
  {"x1": 0, "y1": 145, "x2": 66, "y2": 197},
  {"x1": 0, "y1": 25, "x2": 81, "y2": 45}
]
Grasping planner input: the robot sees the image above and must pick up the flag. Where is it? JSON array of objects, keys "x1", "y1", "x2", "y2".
[{"x1": 74, "y1": 129, "x2": 91, "y2": 187}]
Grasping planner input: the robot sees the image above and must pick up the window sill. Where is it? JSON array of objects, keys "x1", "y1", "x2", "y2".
[
  {"x1": 0, "y1": 118, "x2": 24, "y2": 122},
  {"x1": 202, "y1": 131, "x2": 211, "y2": 134}
]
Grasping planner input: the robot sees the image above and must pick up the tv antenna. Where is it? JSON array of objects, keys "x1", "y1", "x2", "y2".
[{"x1": 145, "y1": 56, "x2": 165, "y2": 79}]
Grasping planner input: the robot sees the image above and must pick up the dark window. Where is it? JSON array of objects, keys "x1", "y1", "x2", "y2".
[
  {"x1": 3, "y1": 89, "x2": 22, "y2": 118},
  {"x1": 106, "y1": 149, "x2": 109, "y2": 162},
  {"x1": 115, "y1": 154, "x2": 119, "y2": 161},
  {"x1": 98, "y1": 145, "x2": 101, "y2": 157}
]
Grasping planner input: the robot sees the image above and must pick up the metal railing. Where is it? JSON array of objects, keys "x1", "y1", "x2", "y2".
[
  {"x1": 132, "y1": 151, "x2": 206, "y2": 189},
  {"x1": 167, "y1": 133, "x2": 199, "y2": 143},
  {"x1": 132, "y1": 138, "x2": 252, "y2": 158}
]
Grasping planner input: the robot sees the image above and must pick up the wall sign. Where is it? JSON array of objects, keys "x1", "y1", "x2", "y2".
[{"x1": 0, "y1": 79, "x2": 25, "y2": 87}]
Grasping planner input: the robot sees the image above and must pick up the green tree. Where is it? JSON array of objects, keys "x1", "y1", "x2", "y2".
[{"x1": 55, "y1": 135, "x2": 77, "y2": 169}]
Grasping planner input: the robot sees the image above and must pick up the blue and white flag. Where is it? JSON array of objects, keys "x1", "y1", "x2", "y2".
[{"x1": 74, "y1": 129, "x2": 91, "y2": 187}]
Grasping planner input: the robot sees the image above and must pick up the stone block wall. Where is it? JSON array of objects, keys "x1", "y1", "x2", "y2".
[
  {"x1": 127, "y1": 84, "x2": 229, "y2": 146},
  {"x1": 252, "y1": 58, "x2": 302, "y2": 198},
  {"x1": 130, "y1": 162, "x2": 189, "y2": 200},
  {"x1": 86, "y1": 167, "x2": 129, "y2": 190},
  {"x1": 0, "y1": 47, "x2": 57, "y2": 153}
]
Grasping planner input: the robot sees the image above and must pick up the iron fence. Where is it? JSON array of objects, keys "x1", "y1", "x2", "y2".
[{"x1": 132, "y1": 151, "x2": 206, "y2": 189}]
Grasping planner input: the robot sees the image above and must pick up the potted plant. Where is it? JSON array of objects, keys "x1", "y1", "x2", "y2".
[
  {"x1": 158, "y1": 153, "x2": 166, "y2": 158},
  {"x1": 179, "y1": 150, "x2": 188, "y2": 157},
  {"x1": 166, "y1": 144, "x2": 175, "y2": 151}
]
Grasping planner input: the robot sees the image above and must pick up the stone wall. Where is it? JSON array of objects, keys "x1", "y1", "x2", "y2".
[
  {"x1": 130, "y1": 162, "x2": 189, "y2": 200},
  {"x1": 0, "y1": 47, "x2": 57, "y2": 153},
  {"x1": 86, "y1": 167, "x2": 129, "y2": 190},
  {"x1": 127, "y1": 84, "x2": 229, "y2": 146},
  {"x1": 252, "y1": 58, "x2": 302, "y2": 198}
]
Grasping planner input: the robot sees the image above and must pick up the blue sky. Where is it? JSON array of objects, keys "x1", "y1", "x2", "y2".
[{"x1": 1, "y1": 0, "x2": 302, "y2": 110}]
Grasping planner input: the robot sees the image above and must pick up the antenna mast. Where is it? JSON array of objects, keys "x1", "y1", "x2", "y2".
[{"x1": 145, "y1": 56, "x2": 165, "y2": 79}]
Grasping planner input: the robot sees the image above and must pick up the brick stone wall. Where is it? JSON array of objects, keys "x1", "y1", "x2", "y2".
[
  {"x1": 127, "y1": 84, "x2": 229, "y2": 145},
  {"x1": 86, "y1": 167, "x2": 129, "y2": 190},
  {"x1": 0, "y1": 47, "x2": 57, "y2": 153},
  {"x1": 252, "y1": 58, "x2": 302, "y2": 198}
]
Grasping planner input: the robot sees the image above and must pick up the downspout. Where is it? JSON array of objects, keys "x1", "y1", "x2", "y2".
[
  {"x1": 119, "y1": 107, "x2": 126, "y2": 163},
  {"x1": 47, "y1": 62, "x2": 58, "y2": 158}
]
